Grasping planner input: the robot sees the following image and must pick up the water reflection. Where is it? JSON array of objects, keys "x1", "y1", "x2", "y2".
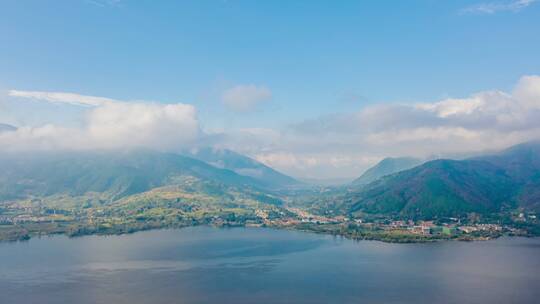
[{"x1": 0, "y1": 227, "x2": 539, "y2": 304}]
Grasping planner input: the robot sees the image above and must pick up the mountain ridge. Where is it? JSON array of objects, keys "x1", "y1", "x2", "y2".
[
  {"x1": 184, "y1": 147, "x2": 301, "y2": 189},
  {"x1": 313, "y1": 140, "x2": 540, "y2": 219},
  {"x1": 0, "y1": 123, "x2": 17, "y2": 132},
  {"x1": 0, "y1": 149, "x2": 272, "y2": 202},
  {"x1": 352, "y1": 157, "x2": 424, "y2": 186}
]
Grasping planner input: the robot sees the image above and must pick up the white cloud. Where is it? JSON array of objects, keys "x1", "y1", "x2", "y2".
[
  {"x1": 4, "y1": 75, "x2": 540, "y2": 179},
  {"x1": 415, "y1": 95, "x2": 487, "y2": 118},
  {"x1": 214, "y1": 75, "x2": 540, "y2": 178},
  {"x1": 221, "y1": 85, "x2": 272, "y2": 112},
  {"x1": 86, "y1": 102, "x2": 200, "y2": 149},
  {"x1": 513, "y1": 75, "x2": 540, "y2": 105},
  {"x1": 461, "y1": 0, "x2": 536, "y2": 14},
  {"x1": 1, "y1": 92, "x2": 201, "y2": 152},
  {"x1": 8, "y1": 90, "x2": 116, "y2": 107}
]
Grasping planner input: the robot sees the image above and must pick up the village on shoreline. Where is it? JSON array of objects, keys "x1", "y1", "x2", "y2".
[{"x1": 1, "y1": 200, "x2": 538, "y2": 243}]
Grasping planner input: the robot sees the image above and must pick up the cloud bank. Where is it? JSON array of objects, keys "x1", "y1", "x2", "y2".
[
  {"x1": 1, "y1": 93, "x2": 201, "y2": 152},
  {"x1": 214, "y1": 75, "x2": 540, "y2": 178},
  {"x1": 2, "y1": 75, "x2": 540, "y2": 178}
]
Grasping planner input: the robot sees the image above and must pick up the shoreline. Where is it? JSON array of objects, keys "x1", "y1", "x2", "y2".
[{"x1": 1, "y1": 221, "x2": 534, "y2": 244}]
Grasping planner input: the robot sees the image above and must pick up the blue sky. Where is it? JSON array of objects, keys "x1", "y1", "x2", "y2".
[{"x1": 1, "y1": 0, "x2": 540, "y2": 178}]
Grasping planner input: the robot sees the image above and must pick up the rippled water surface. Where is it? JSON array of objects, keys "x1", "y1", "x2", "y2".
[{"x1": 1, "y1": 227, "x2": 539, "y2": 304}]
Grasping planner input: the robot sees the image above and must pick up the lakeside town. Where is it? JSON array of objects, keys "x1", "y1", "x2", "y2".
[
  {"x1": 259, "y1": 207, "x2": 538, "y2": 241},
  {"x1": 1, "y1": 198, "x2": 538, "y2": 243}
]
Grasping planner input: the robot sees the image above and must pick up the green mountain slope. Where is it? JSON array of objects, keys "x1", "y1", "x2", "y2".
[
  {"x1": 476, "y1": 140, "x2": 540, "y2": 210},
  {"x1": 348, "y1": 159, "x2": 516, "y2": 218},
  {"x1": 352, "y1": 157, "x2": 424, "y2": 185},
  {"x1": 317, "y1": 141, "x2": 540, "y2": 219}
]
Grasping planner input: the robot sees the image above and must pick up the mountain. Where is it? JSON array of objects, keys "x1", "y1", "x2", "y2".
[
  {"x1": 475, "y1": 141, "x2": 540, "y2": 211},
  {"x1": 352, "y1": 157, "x2": 424, "y2": 186},
  {"x1": 346, "y1": 159, "x2": 515, "y2": 218},
  {"x1": 0, "y1": 123, "x2": 17, "y2": 132},
  {"x1": 475, "y1": 141, "x2": 540, "y2": 181},
  {"x1": 0, "y1": 149, "x2": 272, "y2": 202},
  {"x1": 184, "y1": 147, "x2": 301, "y2": 189},
  {"x1": 319, "y1": 141, "x2": 540, "y2": 219}
]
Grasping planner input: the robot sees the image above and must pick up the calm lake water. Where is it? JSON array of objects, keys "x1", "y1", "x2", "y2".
[{"x1": 1, "y1": 227, "x2": 539, "y2": 304}]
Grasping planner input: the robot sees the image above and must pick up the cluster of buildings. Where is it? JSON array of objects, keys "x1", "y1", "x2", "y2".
[
  {"x1": 371, "y1": 220, "x2": 508, "y2": 236},
  {"x1": 0, "y1": 203, "x2": 70, "y2": 225},
  {"x1": 275, "y1": 208, "x2": 511, "y2": 237},
  {"x1": 263, "y1": 207, "x2": 512, "y2": 237},
  {"x1": 0, "y1": 214, "x2": 53, "y2": 224},
  {"x1": 457, "y1": 224, "x2": 503, "y2": 234},
  {"x1": 516, "y1": 212, "x2": 537, "y2": 221},
  {"x1": 0, "y1": 215, "x2": 13, "y2": 225},
  {"x1": 381, "y1": 220, "x2": 457, "y2": 236}
]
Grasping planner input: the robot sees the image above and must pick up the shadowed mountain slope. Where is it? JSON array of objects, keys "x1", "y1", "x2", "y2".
[{"x1": 0, "y1": 150, "x2": 271, "y2": 202}]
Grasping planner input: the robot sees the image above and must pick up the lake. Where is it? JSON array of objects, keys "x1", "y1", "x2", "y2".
[{"x1": 1, "y1": 227, "x2": 539, "y2": 304}]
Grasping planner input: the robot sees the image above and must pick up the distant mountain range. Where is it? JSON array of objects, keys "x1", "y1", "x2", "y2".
[
  {"x1": 184, "y1": 147, "x2": 301, "y2": 189},
  {"x1": 322, "y1": 141, "x2": 540, "y2": 219},
  {"x1": 0, "y1": 123, "x2": 17, "y2": 132},
  {"x1": 1, "y1": 132, "x2": 539, "y2": 222},
  {"x1": 352, "y1": 157, "x2": 424, "y2": 186}
]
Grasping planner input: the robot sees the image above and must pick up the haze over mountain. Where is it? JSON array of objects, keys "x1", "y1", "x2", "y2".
[
  {"x1": 352, "y1": 157, "x2": 425, "y2": 186},
  {"x1": 2, "y1": 139, "x2": 539, "y2": 222},
  {"x1": 0, "y1": 149, "x2": 275, "y2": 202},
  {"x1": 475, "y1": 141, "x2": 540, "y2": 211},
  {"x1": 184, "y1": 147, "x2": 301, "y2": 189}
]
